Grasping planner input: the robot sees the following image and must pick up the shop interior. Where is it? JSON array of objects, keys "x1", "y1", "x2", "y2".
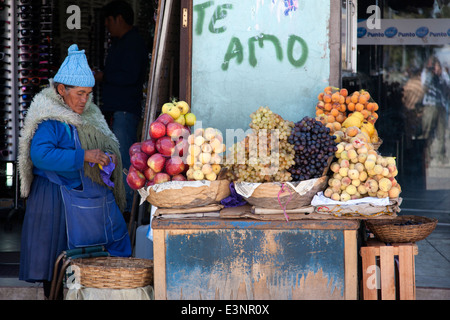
[
  {"x1": 0, "y1": 0, "x2": 449, "y2": 296},
  {"x1": 0, "y1": 0, "x2": 158, "y2": 277},
  {"x1": 356, "y1": 0, "x2": 450, "y2": 192}
]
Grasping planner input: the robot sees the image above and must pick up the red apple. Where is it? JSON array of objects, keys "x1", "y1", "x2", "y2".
[
  {"x1": 166, "y1": 122, "x2": 189, "y2": 140},
  {"x1": 171, "y1": 174, "x2": 187, "y2": 181},
  {"x1": 129, "y1": 142, "x2": 142, "y2": 156},
  {"x1": 174, "y1": 138, "x2": 189, "y2": 157},
  {"x1": 147, "y1": 153, "x2": 166, "y2": 173},
  {"x1": 156, "y1": 136, "x2": 175, "y2": 157},
  {"x1": 143, "y1": 166, "x2": 157, "y2": 181},
  {"x1": 130, "y1": 151, "x2": 149, "y2": 171},
  {"x1": 141, "y1": 139, "x2": 156, "y2": 156},
  {"x1": 156, "y1": 113, "x2": 175, "y2": 126},
  {"x1": 165, "y1": 156, "x2": 185, "y2": 176},
  {"x1": 149, "y1": 121, "x2": 166, "y2": 139},
  {"x1": 126, "y1": 169, "x2": 146, "y2": 190},
  {"x1": 153, "y1": 172, "x2": 170, "y2": 184},
  {"x1": 128, "y1": 165, "x2": 138, "y2": 175}
]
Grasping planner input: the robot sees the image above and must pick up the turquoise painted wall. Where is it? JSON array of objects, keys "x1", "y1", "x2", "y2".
[{"x1": 191, "y1": 0, "x2": 331, "y2": 136}]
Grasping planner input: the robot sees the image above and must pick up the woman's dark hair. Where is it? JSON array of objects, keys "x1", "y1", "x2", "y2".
[{"x1": 103, "y1": 0, "x2": 134, "y2": 26}]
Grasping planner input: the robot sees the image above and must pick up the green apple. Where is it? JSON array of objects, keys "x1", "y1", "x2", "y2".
[
  {"x1": 174, "y1": 114, "x2": 186, "y2": 125},
  {"x1": 166, "y1": 105, "x2": 181, "y2": 119},
  {"x1": 185, "y1": 112, "x2": 196, "y2": 126},
  {"x1": 162, "y1": 102, "x2": 174, "y2": 114},
  {"x1": 176, "y1": 101, "x2": 190, "y2": 115}
]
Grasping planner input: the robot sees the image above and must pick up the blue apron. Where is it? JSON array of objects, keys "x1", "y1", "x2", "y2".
[{"x1": 44, "y1": 125, "x2": 131, "y2": 256}]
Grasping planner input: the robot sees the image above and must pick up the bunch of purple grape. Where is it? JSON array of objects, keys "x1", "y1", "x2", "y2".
[{"x1": 288, "y1": 116, "x2": 337, "y2": 181}]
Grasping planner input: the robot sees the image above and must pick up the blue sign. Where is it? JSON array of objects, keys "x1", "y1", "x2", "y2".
[
  {"x1": 384, "y1": 27, "x2": 398, "y2": 38},
  {"x1": 357, "y1": 27, "x2": 367, "y2": 38},
  {"x1": 416, "y1": 26, "x2": 429, "y2": 38}
]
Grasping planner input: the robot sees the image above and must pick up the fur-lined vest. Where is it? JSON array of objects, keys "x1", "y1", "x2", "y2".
[{"x1": 18, "y1": 80, "x2": 126, "y2": 211}]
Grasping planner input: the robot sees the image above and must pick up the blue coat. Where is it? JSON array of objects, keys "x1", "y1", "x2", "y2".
[
  {"x1": 20, "y1": 120, "x2": 131, "y2": 283},
  {"x1": 30, "y1": 120, "x2": 85, "y2": 190}
]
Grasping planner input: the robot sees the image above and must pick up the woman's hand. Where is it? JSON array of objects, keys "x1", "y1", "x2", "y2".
[
  {"x1": 84, "y1": 149, "x2": 110, "y2": 167},
  {"x1": 109, "y1": 153, "x2": 117, "y2": 166}
]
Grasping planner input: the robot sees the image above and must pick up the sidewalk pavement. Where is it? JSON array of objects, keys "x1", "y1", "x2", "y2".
[{"x1": 399, "y1": 188, "x2": 450, "y2": 299}]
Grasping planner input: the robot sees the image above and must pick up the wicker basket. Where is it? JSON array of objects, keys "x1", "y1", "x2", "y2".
[
  {"x1": 72, "y1": 257, "x2": 153, "y2": 289},
  {"x1": 366, "y1": 215, "x2": 437, "y2": 243}
]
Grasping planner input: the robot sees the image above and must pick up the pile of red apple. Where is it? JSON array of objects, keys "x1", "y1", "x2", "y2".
[{"x1": 126, "y1": 113, "x2": 191, "y2": 190}]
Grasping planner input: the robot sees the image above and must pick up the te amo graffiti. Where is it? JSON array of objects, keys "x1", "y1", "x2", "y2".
[
  {"x1": 221, "y1": 33, "x2": 308, "y2": 70},
  {"x1": 193, "y1": 1, "x2": 309, "y2": 71}
]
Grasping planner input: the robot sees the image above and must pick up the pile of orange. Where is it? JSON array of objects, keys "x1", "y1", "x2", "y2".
[{"x1": 315, "y1": 86, "x2": 379, "y2": 133}]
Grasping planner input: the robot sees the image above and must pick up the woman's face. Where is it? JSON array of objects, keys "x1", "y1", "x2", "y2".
[{"x1": 57, "y1": 84, "x2": 93, "y2": 114}]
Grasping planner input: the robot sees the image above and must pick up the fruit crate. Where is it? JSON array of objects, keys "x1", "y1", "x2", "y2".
[{"x1": 360, "y1": 240, "x2": 418, "y2": 300}]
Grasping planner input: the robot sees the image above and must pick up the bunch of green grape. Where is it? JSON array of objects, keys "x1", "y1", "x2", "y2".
[{"x1": 225, "y1": 107, "x2": 295, "y2": 183}]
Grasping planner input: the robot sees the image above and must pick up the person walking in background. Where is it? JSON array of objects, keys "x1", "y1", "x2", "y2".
[
  {"x1": 94, "y1": 0, "x2": 149, "y2": 213},
  {"x1": 18, "y1": 44, "x2": 131, "y2": 299},
  {"x1": 420, "y1": 56, "x2": 450, "y2": 165},
  {"x1": 402, "y1": 67, "x2": 425, "y2": 148}
]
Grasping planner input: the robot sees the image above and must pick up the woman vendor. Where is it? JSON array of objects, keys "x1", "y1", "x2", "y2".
[{"x1": 18, "y1": 44, "x2": 132, "y2": 299}]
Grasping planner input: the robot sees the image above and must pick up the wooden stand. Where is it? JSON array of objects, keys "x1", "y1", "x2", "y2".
[
  {"x1": 360, "y1": 240, "x2": 418, "y2": 300},
  {"x1": 153, "y1": 218, "x2": 360, "y2": 300}
]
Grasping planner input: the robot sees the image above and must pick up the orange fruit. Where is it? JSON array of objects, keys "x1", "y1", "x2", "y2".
[
  {"x1": 316, "y1": 109, "x2": 324, "y2": 116},
  {"x1": 334, "y1": 122, "x2": 342, "y2": 131},
  {"x1": 361, "y1": 109, "x2": 371, "y2": 119},
  {"x1": 359, "y1": 95, "x2": 368, "y2": 105},
  {"x1": 361, "y1": 90, "x2": 371, "y2": 99},
  {"x1": 355, "y1": 103, "x2": 364, "y2": 112},
  {"x1": 330, "y1": 108, "x2": 339, "y2": 117},
  {"x1": 318, "y1": 92, "x2": 324, "y2": 101},
  {"x1": 336, "y1": 113, "x2": 346, "y2": 123},
  {"x1": 350, "y1": 94, "x2": 359, "y2": 104},
  {"x1": 331, "y1": 92, "x2": 341, "y2": 103},
  {"x1": 340, "y1": 88, "x2": 348, "y2": 97},
  {"x1": 326, "y1": 114, "x2": 335, "y2": 123},
  {"x1": 323, "y1": 94, "x2": 332, "y2": 103},
  {"x1": 366, "y1": 102, "x2": 375, "y2": 111},
  {"x1": 339, "y1": 104, "x2": 346, "y2": 112},
  {"x1": 347, "y1": 102, "x2": 355, "y2": 111},
  {"x1": 316, "y1": 101, "x2": 325, "y2": 109},
  {"x1": 324, "y1": 103, "x2": 332, "y2": 111},
  {"x1": 345, "y1": 96, "x2": 352, "y2": 105}
]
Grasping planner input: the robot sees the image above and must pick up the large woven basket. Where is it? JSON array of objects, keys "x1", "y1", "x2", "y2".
[
  {"x1": 72, "y1": 257, "x2": 153, "y2": 289},
  {"x1": 147, "y1": 179, "x2": 230, "y2": 209},
  {"x1": 366, "y1": 215, "x2": 437, "y2": 243}
]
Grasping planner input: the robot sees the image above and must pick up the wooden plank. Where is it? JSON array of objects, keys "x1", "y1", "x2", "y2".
[
  {"x1": 179, "y1": 0, "x2": 192, "y2": 103},
  {"x1": 380, "y1": 246, "x2": 396, "y2": 300},
  {"x1": 399, "y1": 246, "x2": 415, "y2": 300},
  {"x1": 152, "y1": 217, "x2": 360, "y2": 231},
  {"x1": 153, "y1": 229, "x2": 167, "y2": 300},
  {"x1": 344, "y1": 230, "x2": 358, "y2": 300},
  {"x1": 361, "y1": 246, "x2": 378, "y2": 300},
  {"x1": 366, "y1": 240, "x2": 418, "y2": 256}
]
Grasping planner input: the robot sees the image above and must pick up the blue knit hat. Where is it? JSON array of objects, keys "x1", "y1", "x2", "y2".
[{"x1": 54, "y1": 44, "x2": 95, "y2": 87}]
